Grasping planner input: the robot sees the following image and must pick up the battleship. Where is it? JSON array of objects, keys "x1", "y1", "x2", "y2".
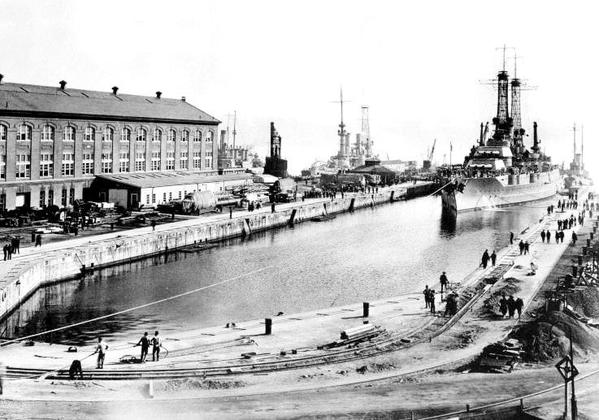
[{"x1": 441, "y1": 57, "x2": 561, "y2": 213}]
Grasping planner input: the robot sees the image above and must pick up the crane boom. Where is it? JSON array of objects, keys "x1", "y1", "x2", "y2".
[{"x1": 428, "y1": 139, "x2": 436, "y2": 161}]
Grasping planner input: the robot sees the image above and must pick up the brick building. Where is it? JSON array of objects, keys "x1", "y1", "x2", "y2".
[{"x1": 0, "y1": 76, "x2": 220, "y2": 211}]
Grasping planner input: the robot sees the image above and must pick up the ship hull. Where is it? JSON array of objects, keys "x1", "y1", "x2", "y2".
[{"x1": 442, "y1": 169, "x2": 561, "y2": 213}]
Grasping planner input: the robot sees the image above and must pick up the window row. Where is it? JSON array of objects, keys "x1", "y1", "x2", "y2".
[
  {"x1": 0, "y1": 152, "x2": 211, "y2": 179},
  {"x1": 0, "y1": 124, "x2": 214, "y2": 144}
]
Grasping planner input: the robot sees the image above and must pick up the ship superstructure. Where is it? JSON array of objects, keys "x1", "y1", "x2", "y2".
[{"x1": 441, "y1": 54, "x2": 560, "y2": 213}]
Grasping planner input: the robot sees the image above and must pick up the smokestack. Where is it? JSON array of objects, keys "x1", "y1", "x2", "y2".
[
  {"x1": 59, "y1": 80, "x2": 67, "y2": 90},
  {"x1": 532, "y1": 121, "x2": 540, "y2": 153},
  {"x1": 156, "y1": 91, "x2": 162, "y2": 99},
  {"x1": 112, "y1": 86, "x2": 119, "y2": 95},
  {"x1": 0, "y1": 74, "x2": 4, "y2": 84},
  {"x1": 479, "y1": 122, "x2": 484, "y2": 145},
  {"x1": 220, "y1": 130, "x2": 226, "y2": 148}
]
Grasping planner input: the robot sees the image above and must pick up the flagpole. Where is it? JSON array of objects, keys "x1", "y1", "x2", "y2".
[{"x1": 449, "y1": 141, "x2": 452, "y2": 168}]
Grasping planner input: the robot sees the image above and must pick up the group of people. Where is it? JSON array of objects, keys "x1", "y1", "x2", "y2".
[
  {"x1": 498, "y1": 295, "x2": 524, "y2": 319},
  {"x1": 91, "y1": 331, "x2": 163, "y2": 370},
  {"x1": 518, "y1": 240, "x2": 531, "y2": 255},
  {"x1": 422, "y1": 272, "x2": 459, "y2": 317},
  {"x1": 2, "y1": 236, "x2": 20, "y2": 260},
  {"x1": 480, "y1": 249, "x2": 497, "y2": 268},
  {"x1": 134, "y1": 331, "x2": 163, "y2": 364}
]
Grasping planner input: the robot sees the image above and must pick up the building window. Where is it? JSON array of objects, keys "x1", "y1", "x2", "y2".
[
  {"x1": 193, "y1": 152, "x2": 201, "y2": 169},
  {"x1": 146, "y1": 194, "x2": 150, "y2": 205},
  {"x1": 153, "y1": 129, "x2": 162, "y2": 142},
  {"x1": 179, "y1": 151, "x2": 188, "y2": 169},
  {"x1": 205, "y1": 149, "x2": 213, "y2": 168},
  {"x1": 40, "y1": 153, "x2": 54, "y2": 177},
  {"x1": 193, "y1": 130, "x2": 202, "y2": 142},
  {"x1": 101, "y1": 152, "x2": 113, "y2": 173},
  {"x1": 152, "y1": 193, "x2": 156, "y2": 204},
  {"x1": 69, "y1": 188, "x2": 75, "y2": 205},
  {"x1": 103, "y1": 127, "x2": 114, "y2": 143},
  {"x1": 206, "y1": 131, "x2": 214, "y2": 143},
  {"x1": 16, "y1": 154, "x2": 31, "y2": 178},
  {"x1": 166, "y1": 151, "x2": 175, "y2": 170},
  {"x1": 0, "y1": 194, "x2": 5, "y2": 211},
  {"x1": 151, "y1": 151, "x2": 161, "y2": 171},
  {"x1": 119, "y1": 152, "x2": 129, "y2": 173},
  {"x1": 62, "y1": 152, "x2": 74, "y2": 176},
  {"x1": 136, "y1": 128, "x2": 147, "y2": 142},
  {"x1": 41, "y1": 125, "x2": 55, "y2": 142},
  {"x1": 64, "y1": 126, "x2": 75, "y2": 142},
  {"x1": 0, "y1": 124, "x2": 7, "y2": 141},
  {"x1": 178, "y1": 191, "x2": 182, "y2": 199},
  {"x1": 0, "y1": 155, "x2": 5, "y2": 179},
  {"x1": 121, "y1": 128, "x2": 131, "y2": 143},
  {"x1": 48, "y1": 189, "x2": 54, "y2": 206},
  {"x1": 134, "y1": 151, "x2": 146, "y2": 171},
  {"x1": 61, "y1": 189, "x2": 67, "y2": 206},
  {"x1": 40, "y1": 190, "x2": 46, "y2": 207},
  {"x1": 163, "y1": 192, "x2": 167, "y2": 203},
  {"x1": 82, "y1": 152, "x2": 94, "y2": 175},
  {"x1": 168, "y1": 129, "x2": 176, "y2": 142},
  {"x1": 182, "y1": 130, "x2": 189, "y2": 142},
  {"x1": 84, "y1": 127, "x2": 95, "y2": 142},
  {"x1": 17, "y1": 124, "x2": 32, "y2": 141},
  {"x1": 168, "y1": 192, "x2": 172, "y2": 201}
]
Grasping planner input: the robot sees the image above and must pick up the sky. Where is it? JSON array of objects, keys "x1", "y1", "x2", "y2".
[{"x1": 1, "y1": 0, "x2": 598, "y2": 179}]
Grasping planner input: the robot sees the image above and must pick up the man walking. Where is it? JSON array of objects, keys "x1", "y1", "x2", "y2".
[
  {"x1": 540, "y1": 230, "x2": 546, "y2": 243},
  {"x1": 136, "y1": 332, "x2": 150, "y2": 363},
  {"x1": 423, "y1": 285, "x2": 430, "y2": 308},
  {"x1": 515, "y1": 297, "x2": 524, "y2": 319},
  {"x1": 509, "y1": 232, "x2": 514, "y2": 245},
  {"x1": 519, "y1": 240, "x2": 525, "y2": 255},
  {"x1": 151, "y1": 331, "x2": 162, "y2": 362},
  {"x1": 507, "y1": 296, "x2": 516, "y2": 318},
  {"x1": 439, "y1": 272, "x2": 448, "y2": 293},
  {"x1": 481, "y1": 249, "x2": 490, "y2": 269},
  {"x1": 490, "y1": 250, "x2": 497, "y2": 266},
  {"x1": 94, "y1": 337, "x2": 108, "y2": 369},
  {"x1": 429, "y1": 290, "x2": 436, "y2": 314}
]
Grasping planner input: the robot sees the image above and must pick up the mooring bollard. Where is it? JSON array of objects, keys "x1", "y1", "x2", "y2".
[
  {"x1": 363, "y1": 302, "x2": 370, "y2": 318},
  {"x1": 265, "y1": 318, "x2": 272, "y2": 335}
]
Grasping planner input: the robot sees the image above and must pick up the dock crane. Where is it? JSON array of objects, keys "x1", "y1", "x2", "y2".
[{"x1": 423, "y1": 139, "x2": 436, "y2": 171}]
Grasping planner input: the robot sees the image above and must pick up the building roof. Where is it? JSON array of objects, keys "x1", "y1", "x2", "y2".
[
  {"x1": 0, "y1": 81, "x2": 219, "y2": 125},
  {"x1": 96, "y1": 171, "x2": 252, "y2": 189}
]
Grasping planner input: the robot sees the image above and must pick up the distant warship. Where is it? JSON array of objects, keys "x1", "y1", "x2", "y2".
[{"x1": 442, "y1": 56, "x2": 561, "y2": 213}]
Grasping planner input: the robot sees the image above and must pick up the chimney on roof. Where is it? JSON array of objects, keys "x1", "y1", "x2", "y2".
[
  {"x1": 156, "y1": 91, "x2": 162, "y2": 99},
  {"x1": 112, "y1": 86, "x2": 119, "y2": 95},
  {"x1": 59, "y1": 80, "x2": 67, "y2": 90},
  {"x1": 0, "y1": 74, "x2": 3, "y2": 84},
  {"x1": 181, "y1": 96, "x2": 186, "y2": 102}
]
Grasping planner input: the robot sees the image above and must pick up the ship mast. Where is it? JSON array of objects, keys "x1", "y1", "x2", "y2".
[{"x1": 491, "y1": 45, "x2": 513, "y2": 145}]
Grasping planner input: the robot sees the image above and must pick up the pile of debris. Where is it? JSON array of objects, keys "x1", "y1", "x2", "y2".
[
  {"x1": 478, "y1": 338, "x2": 523, "y2": 373},
  {"x1": 318, "y1": 324, "x2": 384, "y2": 350}
]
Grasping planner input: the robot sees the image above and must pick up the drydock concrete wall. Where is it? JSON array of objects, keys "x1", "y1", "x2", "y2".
[{"x1": 0, "y1": 184, "x2": 426, "y2": 322}]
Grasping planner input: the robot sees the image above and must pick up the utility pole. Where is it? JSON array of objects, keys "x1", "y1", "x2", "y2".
[{"x1": 570, "y1": 332, "x2": 578, "y2": 420}]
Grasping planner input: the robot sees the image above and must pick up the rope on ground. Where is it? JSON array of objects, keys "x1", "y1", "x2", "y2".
[{"x1": 0, "y1": 265, "x2": 274, "y2": 348}]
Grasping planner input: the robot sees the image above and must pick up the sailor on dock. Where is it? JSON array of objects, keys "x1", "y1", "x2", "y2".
[
  {"x1": 439, "y1": 272, "x2": 448, "y2": 293},
  {"x1": 481, "y1": 249, "x2": 490, "y2": 268}
]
